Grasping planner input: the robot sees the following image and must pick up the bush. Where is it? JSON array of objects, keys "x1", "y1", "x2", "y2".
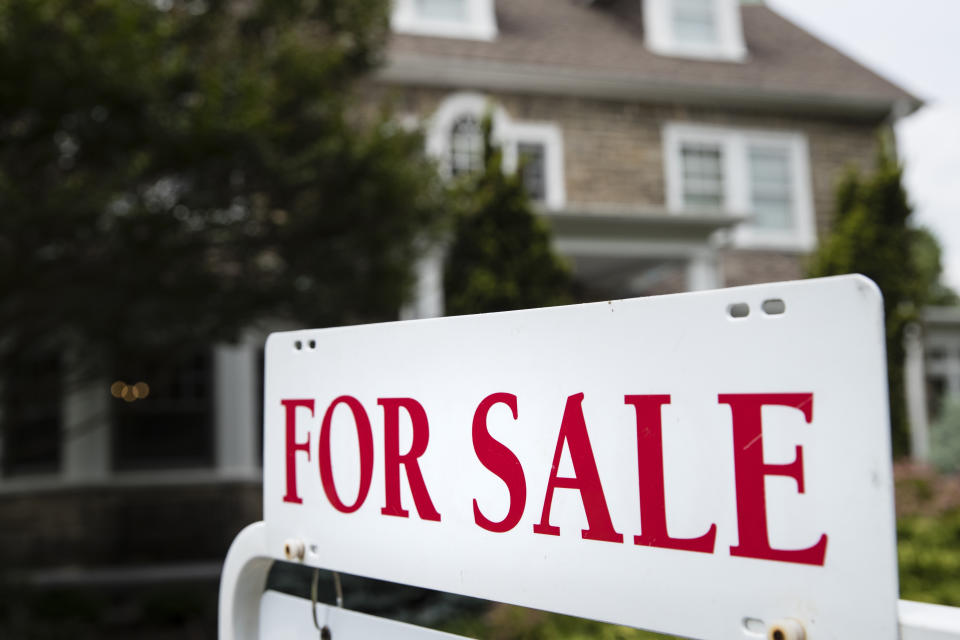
[
  {"x1": 443, "y1": 115, "x2": 572, "y2": 316},
  {"x1": 898, "y1": 509, "x2": 960, "y2": 606}
]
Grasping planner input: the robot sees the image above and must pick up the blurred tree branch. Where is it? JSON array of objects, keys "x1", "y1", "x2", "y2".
[
  {"x1": 444, "y1": 114, "x2": 573, "y2": 315},
  {"x1": 0, "y1": 0, "x2": 448, "y2": 443}
]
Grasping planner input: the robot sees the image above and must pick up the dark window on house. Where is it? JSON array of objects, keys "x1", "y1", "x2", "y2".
[
  {"x1": 519, "y1": 142, "x2": 546, "y2": 202},
  {"x1": 680, "y1": 142, "x2": 724, "y2": 210},
  {"x1": 2, "y1": 354, "x2": 62, "y2": 476},
  {"x1": 450, "y1": 116, "x2": 484, "y2": 176},
  {"x1": 748, "y1": 146, "x2": 794, "y2": 230},
  {"x1": 112, "y1": 350, "x2": 214, "y2": 470},
  {"x1": 926, "y1": 375, "x2": 947, "y2": 423}
]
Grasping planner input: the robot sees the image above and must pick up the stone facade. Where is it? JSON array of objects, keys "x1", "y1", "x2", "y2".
[
  {"x1": 371, "y1": 83, "x2": 883, "y2": 289},
  {"x1": 721, "y1": 249, "x2": 808, "y2": 288}
]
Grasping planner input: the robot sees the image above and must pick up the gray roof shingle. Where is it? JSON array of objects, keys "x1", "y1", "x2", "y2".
[{"x1": 386, "y1": 1, "x2": 919, "y2": 115}]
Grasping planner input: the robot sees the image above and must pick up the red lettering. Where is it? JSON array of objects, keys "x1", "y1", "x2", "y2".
[
  {"x1": 379, "y1": 398, "x2": 441, "y2": 521},
  {"x1": 625, "y1": 395, "x2": 716, "y2": 553},
  {"x1": 533, "y1": 393, "x2": 623, "y2": 543},
  {"x1": 719, "y1": 393, "x2": 827, "y2": 566},
  {"x1": 281, "y1": 398, "x2": 314, "y2": 505},
  {"x1": 318, "y1": 396, "x2": 374, "y2": 513},
  {"x1": 472, "y1": 393, "x2": 527, "y2": 533}
]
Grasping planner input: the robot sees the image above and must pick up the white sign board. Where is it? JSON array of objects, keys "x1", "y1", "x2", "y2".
[
  {"x1": 261, "y1": 276, "x2": 899, "y2": 639},
  {"x1": 258, "y1": 591, "x2": 470, "y2": 639}
]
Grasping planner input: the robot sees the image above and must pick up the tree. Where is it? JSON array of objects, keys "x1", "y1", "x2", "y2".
[
  {"x1": 0, "y1": 3, "x2": 447, "y2": 366},
  {"x1": 808, "y1": 145, "x2": 956, "y2": 456},
  {"x1": 911, "y1": 227, "x2": 960, "y2": 307},
  {"x1": 0, "y1": 0, "x2": 448, "y2": 461},
  {"x1": 443, "y1": 116, "x2": 572, "y2": 315}
]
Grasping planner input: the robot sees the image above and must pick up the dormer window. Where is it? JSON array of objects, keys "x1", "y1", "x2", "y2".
[
  {"x1": 645, "y1": 0, "x2": 746, "y2": 61},
  {"x1": 414, "y1": 0, "x2": 467, "y2": 22},
  {"x1": 391, "y1": 0, "x2": 497, "y2": 41},
  {"x1": 673, "y1": 0, "x2": 718, "y2": 47}
]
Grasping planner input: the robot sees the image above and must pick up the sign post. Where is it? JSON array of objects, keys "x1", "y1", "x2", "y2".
[{"x1": 219, "y1": 275, "x2": 960, "y2": 639}]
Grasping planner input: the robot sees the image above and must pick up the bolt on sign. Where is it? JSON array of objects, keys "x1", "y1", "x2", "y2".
[{"x1": 262, "y1": 276, "x2": 899, "y2": 639}]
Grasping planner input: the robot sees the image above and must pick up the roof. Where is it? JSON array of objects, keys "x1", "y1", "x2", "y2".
[{"x1": 382, "y1": 1, "x2": 921, "y2": 120}]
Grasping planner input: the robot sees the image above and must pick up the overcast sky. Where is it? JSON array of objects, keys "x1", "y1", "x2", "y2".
[{"x1": 766, "y1": 0, "x2": 960, "y2": 293}]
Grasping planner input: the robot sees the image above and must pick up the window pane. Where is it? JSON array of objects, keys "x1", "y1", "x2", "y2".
[
  {"x1": 673, "y1": 0, "x2": 718, "y2": 46},
  {"x1": 519, "y1": 142, "x2": 546, "y2": 202},
  {"x1": 450, "y1": 116, "x2": 484, "y2": 176},
  {"x1": 2, "y1": 354, "x2": 61, "y2": 476},
  {"x1": 415, "y1": 0, "x2": 467, "y2": 22},
  {"x1": 749, "y1": 146, "x2": 794, "y2": 230},
  {"x1": 113, "y1": 350, "x2": 214, "y2": 470},
  {"x1": 926, "y1": 375, "x2": 947, "y2": 422},
  {"x1": 681, "y1": 143, "x2": 724, "y2": 211}
]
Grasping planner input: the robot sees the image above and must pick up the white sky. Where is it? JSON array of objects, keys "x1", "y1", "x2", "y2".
[{"x1": 766, "y1": 0, "x2": 960, "y2": 292}]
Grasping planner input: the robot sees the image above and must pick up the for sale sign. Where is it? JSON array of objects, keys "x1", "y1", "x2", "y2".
[{"x1": 261, "y1": 276, "x2": 899, "y2": 639}]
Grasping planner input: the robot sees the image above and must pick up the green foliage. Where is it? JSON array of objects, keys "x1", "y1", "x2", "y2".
[
  {"x1": 0, "y1": 0, "x2": 446, "y2": 382},
  {"x1": 444, "y1": 116, "x2": 572, "y2": 315},
  {"x1": 898, "y1": 509, "x2": 960, "y2": 606},
  {"x1": 912, "y1": 228, "x2": 960, "y2": 306},
  {"x1": 808, "y1": 146, "x2": 956, "y2": 456},
  {"x1": 930, "y1": 397, "x2": 960, "y2": 474}
]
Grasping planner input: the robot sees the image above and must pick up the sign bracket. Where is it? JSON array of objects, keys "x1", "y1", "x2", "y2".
[
  {"x1": 217, "y1": 520, "x2": 960, "y2": 640},
  {"x1": 219, "y1": 521, "x2": 272, "y2": 640}
]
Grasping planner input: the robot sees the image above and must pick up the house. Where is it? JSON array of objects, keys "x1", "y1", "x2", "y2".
[
  {"x1": 0, "y1": 0, "x2": 930, "y2": 632},
  {"x1": 382, "y1": 0, "x2": 919, "y2": 317},
  {"x1": 906, "y1": 307, "x2": 960, "y2": 461}
]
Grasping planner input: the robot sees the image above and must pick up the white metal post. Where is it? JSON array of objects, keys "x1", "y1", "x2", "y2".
[
  {"x1": 219, "y1": 521, "x2": 273, "y2": 640},
  {"x1": 904, "y1": 323, "x2": 931, "y2": 462}
]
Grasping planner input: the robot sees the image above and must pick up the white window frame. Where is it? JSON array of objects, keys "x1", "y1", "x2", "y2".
[
  {"x1": 663, "y1": 122, "x2": 816, "y2": 251},
  {"x1": 391, "y1": 0, "x2": 497, "y2": 42},
  {"x1": 426, "y1": 92, "x2": 567, "y2": 210},
  {"x1": 644, "y1": 0, "x2": 746, "y2": 62},
  {"x1": 502, "y1": 122, "x2": 565, "y2": 210}
]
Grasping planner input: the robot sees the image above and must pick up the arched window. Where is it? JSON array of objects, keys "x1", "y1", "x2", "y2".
[
  {"x1": 449, "y1": 115, "x2": 484, "y2": 176},
  {"x1": 427, "y1": 93, "x2": 566, "y2": 209},
  {"x1": 644, "y1": 0, "x2": 746, "y2": 61}
]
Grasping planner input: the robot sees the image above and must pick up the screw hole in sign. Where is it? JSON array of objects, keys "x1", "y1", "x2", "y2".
[
  {"x1": 742, "y1": 617, "x2": 765, "y2": 636},
  {"x1": 728, "y1": 302, "x2": 750, "y2": 319},
  {"x1": 294, "y1": 340, "x2": 303, "y2": 351},
  {"x1": 762, "y1": 298, "x2": 787, "y2": 315},
  {"x1": 308, "y1": 339, "x2": 317, "y2": 350}
]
